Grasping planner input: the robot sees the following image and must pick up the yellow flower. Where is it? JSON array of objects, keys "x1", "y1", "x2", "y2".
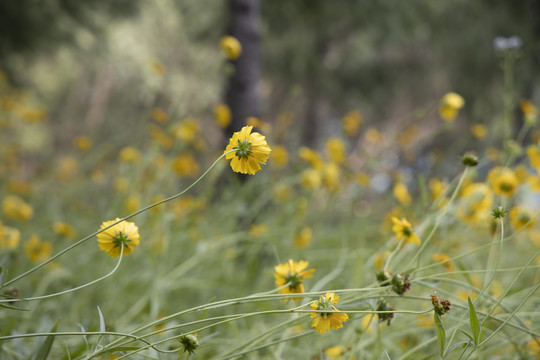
[
  {"x1": 294, "y1": 227, "x2": 312, "y2": 249},
  {"x1": 365, "y1": 128, "x2": 382, "y2": 144},
  {"x1": 322, "y1": 162, "x2": 341, "y2": 192},
  {"x1": 429, "y1": 178, "x2": 445, "y2": 200},
  {"x1": 224, "y1": 125, "x2": 271, "y2": 175},
  {"x1": 300, "y1": 168, "x2": 322, "y2": 190},
  {"x1": 514, "y1": 165, "x2": 529, "y2": 183},
  {"x1": 249, "y1": 223, "x2": 268, "y2": 237},
  {"x1": 149, "y1": 124, "x2": 174, "y2": 149},
  {"x1": 527, "y1": 145, "x2": 540, "y2": 171},
  {"x1": 298, "y1": 147, "x2": 323, "y2": 169},
  {"x1": 356, "y1": 172, "x2": 370, "y2": 186},
  {"x1": 2, "y1": 195, "x2": 33, "y2": 221},
  {"x1": 74, "y1": 136, "x2": 92, "y2": 152},
  {"x1": 56, "y1": 156, "x2": 79, "y2": 181},
  {"x1": 456, "y1": 183, "x2": 493, "y2": 225},
  {"x1": 53, "y1": 222, "x2": 77, "y2": 239},
  {"x1": 310, "y1": 292, "x2": 349, "y2": 334},
  {"x1": 393, "y1": 182, "x2": 412, "y2": 207},
  {"x1": 470, "y1": 124, "x2": 487, "y2": 139},
  {"x1": 172, "y1": 152, "x2": 200, "y2": 178},
  {"x1": 528, "y1": 175, "x2": 540, "y2": 193},
  {"x1": 246, "y1": 117, "x2": 272, "y2": 134},
  {"x1": 487, "y1": 167, "x2": 519, "y2": 197},
  {"x1": 24, "y1": 235, "x2": 52, "y2": 263},
  {"x1": 220, "y1": 36, "x2": 242, "y2": 60},
  {"x1": 97, "y1": 218, "x2": 141, "y2": 257},
  {"x1": 0, "y1": 224, "x2": 20, "y2": 249},
  {"x1": 271, "y1": 145, "x2": 289, "y2": 169},
  {"x1": 324, "y1": 345, "x2": 347, "y2": 359},
  {"x1": 341, "y1": 110, "x2": 363, "y2": 137},
  {"x1": 273, "y1": 183, "x2": 293, "y2": 202},
  {"x1": 509, "y1": 207, "x2": 535, "y2": 231},
  {"x1": 391, "y1": 217, "x2": 421, "y2": 245},
  {"x1": 171, "y1": 118, "x2": 200, "y2": 143},
  {"x1": 119, "y1": 146, "x2": 142, "y2": 163},
  {"x1": 274, "y1": 259, "x2": 315, "y2": 300},
  {"x1": 151, "y1": 108, "x2": 169, "y2": 125},
  {"x1": 325, "y1": 138, "x2": 346, "y2": 164},
  {"x1": 439, "y1": 92, "x2": 465, "y2": 122},
  {"x1": 213, "y1": 104, "x2": 231, "y2": 128},
  {"x1": 520, "y1": 99, "x2": 537, "y2": 116},
  {"x1": 124, "y1": 195, "x2": 141, "y2": 214},
  {"x1": 432, "y1": 253, "x2": 455, "y2": 271}
]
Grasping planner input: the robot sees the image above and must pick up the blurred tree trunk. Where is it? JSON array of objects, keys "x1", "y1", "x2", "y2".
[{"x1": 225, "y1": 0, "x2": 261, "y2": 137}]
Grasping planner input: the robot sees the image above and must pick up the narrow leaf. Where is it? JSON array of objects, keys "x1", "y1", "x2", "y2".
[
  {"x1": 468, "y1": 297, "x2": 480, "y2": 345},
  {"x1": 97, "y1": 306, "x2": 106, "y2": 333},
  {"x1": 459, "y1": 329, "x2": 474, "y2": 342},
  {"x1": 0, "y1": 302, "x2": 28, "y2": 311},
  {"x1": 34, "y1": 321, "x2": 58, "y2": 360},
  {"x1": 434, "y1": 312, "x2": 446, "y2": 358}
]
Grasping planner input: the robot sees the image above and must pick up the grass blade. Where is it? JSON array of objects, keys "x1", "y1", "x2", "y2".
[
  {"x1": 468, "y1": 297, "x2": 480, "y2": 345},
  {"x1": 434, "y1": 312, "x2": 445, "y2": 358}
]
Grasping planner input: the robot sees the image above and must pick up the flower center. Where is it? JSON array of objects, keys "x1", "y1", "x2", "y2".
[
  {"x1": 285, "y1": 272, "x2": 302, "y2": 289},
  {"x1": 402, "y1": 227, "x2": 412, "y2": 237},
  {"x1": 235, "y1": 139, "x2": 253, "y2": 160},
  {"x1": 113, "y1": 231, "x2": 132, "y2": 249}
]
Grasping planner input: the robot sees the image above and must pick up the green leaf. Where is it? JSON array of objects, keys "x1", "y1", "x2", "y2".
[
  {"x1": 434, "y1": 312, "x2": 446, "y2": 358},
  {"x1": 459, "y1": 329, "x2": 474, "y2": 342},
  {"x1": 33, "y1": 321, "x2": 58, "y2": 360},
  {"x1": 0, "y1": 302, "x2": 28, "y2": 311},
  {"x1": 468, "y1": 297, "x2": 480, "y2": 345}
]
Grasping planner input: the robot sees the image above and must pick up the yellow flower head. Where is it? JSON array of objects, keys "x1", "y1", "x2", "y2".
[
  {"x1": 53, "y1": 222, "x2": 77, "y2": 239},
  {"x1": 274, "y1": 259, "x2": 315, "y2": 300},
  {"x1": 487, "y1": 167, "x2": 519, "y2": 197},
  {"x1": 213, "y1": 104, "x2": 232, "y2": 128},
  {"x1": 220, "y1": 36, "x2": 242, "y2": 60},
  {"x1": 325, "y1": 137, "x2": 346, "y2": 164},
  {"x1": 2, "y1": 195, "x2": 33, "y2": 222},
  {"x1": 172, "y1": 152, "x2": 200, "y2": 178},
  {"x1": 520, "y1": 99, "x2": 537, "y2": 116},
  {"x1": 0, "y1": 224, "x2": 20, "y2": 250},
  {"x1": 365, "y1": 128, "x2": 382, "y2": 144},
  {"x1": 97, "y1": 218, "x2": 141, "y2": 257},
  {"x1": 470, "y1": 124, "x2": 487, "y2": 139},
  {"x1": 171, "y1": 118, "x2": 200, "y2": 143},
  {"x1": 509, "y1": 207, "x2": 535, "y2": 231},
  {"x1": 432, "y1": 253, "x2": 455, "y2": 271},
  {"x1": 310, "y1": 292, "x2": 349, "y2": 334},
  {"x1": 224, "y1": 125, "x2": 271, "y2": 175},
  {"x1": 391, "y1": 217, "x2": 421, "y2": 245},
  {"x1": 393, "y1": 182, "x2": 412, "y2": 207},
  {"x1": 294, "y1": 227, "x2": 312, "y2": 249},
  {"x1": 151, "y1": 107, "x2": 169, "y2": 125},
  {"x1": 341, "y1": 110, "x2": 363, "y2": 137},
  {"x1": 74, "y1": 136, "x2": 93, "y2": 152},
  {"x1": 456, "y1": 183, "x2": 493, "y2": 225},
  {"x1": 322, "y1": 162, "x2": 341, "y2": 192},
  {"x1": 298, "y1": 147, "x2": 323, "y2": 169},
  {"x1": 300, "y1": 168, "x2": 322, "y2": 190},
  {"x1": 439, "y1": 92, "x2": 465, "y2": 122},
  {"x1": 272, "y1": 145, "x2": 289, "y2": 169},
  {"x1": 119, "y1": 146, "x2": 142, "y2": 163},
  {"x1": 24, "y1": 235, "x2": 52, "y2": 263},
  {"x1": 527, "y1": 145, "x2": 540, "y2": 172}
]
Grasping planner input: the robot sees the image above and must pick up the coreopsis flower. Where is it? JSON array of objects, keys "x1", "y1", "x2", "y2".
[
  {"x1": 300, "y1": 168, "x2": 322, "y2": 190},
  {"x1": 246, "y1": 117, "x2": 272, "y2": 134},
  {"x1": 249, "y1": 223, "x2": 268, "y2": 237},
  {"x1": 456, "y1": 183, "x2": 493, "y2": 225},
  {"x1": 365, "y1": 128, "x2": 382, "y2": 144},
  {"x1": 393, "y1": 182, "x2": 412, "y2": 206},
  {"x1": 56, "y1": 156, "x2": 79, "y2": 182},
  {"x1": 53, "y1": 222, "x2": 77, "y2": 239},
  {"x1": 293, "y1": 227, "x2": 312, "y2": 249},
  {"x1": 274, "y1": 259, "x2": 315, "y2": 300},
  {"x1": 2, "y1": 195, "x2": 33, "y2": 221},
  {"x1": 119, "y1": 146, "x2": 142, "y2": 163},
  {"x1": 220, "y1": 36, "x2": 242, "y2": 60},
  {"x1": 224, "y1": 125, "x2": 271, "y2": 175},
  {"x1": 470, "y1": 124, "x2": 487, "y2": 139},
  {"x1": 322, "y1": 162, "x2": 341, "y2": 192},
  {"x1": 487, "y1": 167, "x2": 519, "y2": 197},
  {"x1": 24, "y1": 235, "x2": 51, "y2": 263},
  {"x1": 439, "y1": 92, "x2": 465, "y2": 122},
  {"x1": 429, "y1": 178, "x2": 445, "y2": 200},
  {"x1": 97, "y1": 218, "x2": 141, "y2": 257},
  {"x1": 74, "y1": 136, "x2": 92, "y2": 152},
  {"x1": 213, "y1": 104, "x2": 231, "y2": 128},
  {"x1": 310, "y1": 292, "x2": 348, "y2": 334},
  {"x1": 172, "y1": 152, "x2": 200, "y2": 178},
  {"x1": 528, "y1": 175, "x2": 540, "y2": 193},
  {"x1": 521, "y1": 99, "x2": 537, "y2": 125},
  {"x1": 325, "y1": 138, "x2": 346, "y2": 164},
  {"x1": 151, "y1": 107, "x2": 169, "y2": 125},
  {"x1": 271, "y1": 145, "x2": 289, "y2": 168},
  {"x1": 509, "y1": 207, "x2": 535, "y2": 231},
  {"x1": 298, "y1": 147, "x2": 323, "y2": 169},
  {"x1": 527, "y1": 145, "x2": 540, "y2": 171},
  {"x1": 432, "y1": 253, "x2": 455, "y2": 271},
  {"x1": 341, "y1": 110, "x2": 363, "y2": 137},
  {"x1": 171, "y1": 118, "x2": 200, "y2": 143},
  {"x1": 0, "y1": 224, "x2": 20, "y2": 249},
  {"x1": 391, "y1": 217, "x2": 421, "y2": 245}
]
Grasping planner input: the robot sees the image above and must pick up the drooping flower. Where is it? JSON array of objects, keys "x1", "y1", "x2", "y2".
[
  {"x1": 487, "y1": 167, "x2": 519, "y2": 198},
  {"x1": 97, "y1": 218, "x2": 141, "y2": 257},
  {"x1": 391, "y1": 217, "x2": 421, "y2": 245},
  {"x1": 274, "y1": 259, "x2": 315, "y2": 300},
  {"x1": 220, "y1": 36, "x2": 242, "y2": 60},
  {"x1": 224, "y1": 125, "x2": 271, "y2": 175},
  {"x1": 439, "y1": 92, "x2": 465, "y2": 122},
  {"x1": 310, "y1": 292, "x2": 349, "y2": 334}
]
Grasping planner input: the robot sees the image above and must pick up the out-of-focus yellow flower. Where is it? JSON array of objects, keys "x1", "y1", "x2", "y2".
[
  {"x1": 324, "y1": 345, "x2": 348, "y2": 359},
  {"x1": 97, "y1": 218, "x2": 141, "y2": 257},
  {"x1": 24, "y1": 235, "x2": 51, "y2": 263},
  {"x1": 149, "y1": 59, "x2": 166, "y2": 76},
  {"x1": 439, "y1": 92, "x2": 465, "y2": 122},
  {"x1": 18, "y1": 107, "x2": 47, "y2": 123},
  {"x1": 514, "y1": 165, "x2": 528, "y2": 184},
  {"x1": 56, "y1": 156, "x2": 79, "y2": 181},
  {"x1": 6, "y1": 179, "x2": 33, "y2": 196},
  {"x1": 527, "y1": 145, "x2": 540, "y2": 172},
  {"x1": 432, "y1": 253, "x2": 455, "y2": 271},
  {"x1": 299, "y1": 147, "x2": 323, "y2": 169},
  {"x1": 114, "y1": 176, "x2": 130, "y2": 193},
  {"x1": 124, "y1": 195, "x2": 141, "y2": 214},
  {"x1": 521, "y1": 99, "x2": 537, "y2": 116},
  {"x1": 326, "y1": 137, "x2": 346, "y2": 164},
  {"x1": 392, "y1": 217, "x2": 421, "y2": 245},
  {"x1": 429, "y1": 178, "x2": 445, "y2": 200},
  {"x1": 273, "y1": 183, "x2": 292, "y2": 202},
  {"x1": 310, "y1": 292, "x2": 348, "y2": 334},
  {"x1": 509, "y1": 207, "x2": 535, "y2": 231},
  {"x1": 365, "y1": 128, "x2": 382, "y2": 144},
  {"x1": 149, "y1": 124, "x2": 174, "y2": 149},
  {"x1": 0, "y1": 224, "x2": 20, "y2": 249},
  {"x1": 151, "y1": 108, "x2": 169, "y2": 125},
  {"x1": 119, "y1": 147, "x2": 142, "y2": 163},
  {"x1": 487, "y1": 167, "x2": 519, "y2": 198},
  {"x1": 322, "y1": 162, "x2": 341, "y2": 192},
  {"x1": 246, "y1": 117, "x2": 272, "y2": 134},
  {"x1": 220, "y1": 36, "x2": 242, "y2": 60},
  {"x1": 172, "y1": 152, "x2": 200, "y2": 178},
  {"x1": 374, "y1": 250, "x2": 391, "y2": 270},
  {"x1": 91, "y1": 170, "x2": 106, "y2": 184},
  {"x1": 486, "y1": 147, "x2": 500, "y2": 163},
  {"x1": 393, "y1": 182, "x2": 412, "y2": 207},
  {"x1": 224, "y1": 125, "x2": 271, "y2": 175},
  {"x1": 171, "y1": 118, "x2": 200, "y2": 143},
  {"x1": 527, "y1": 337, "x2": 540, "y2": 357},
  {"x1": 397, "y1": 125, "x2": 420, "y2": 148},
  {"x1": 53, "y1": 222, "x2": 77, "y2": 239},
  {"x1": 294, "y1": 227, "x2": 312, "y2": 249},
  {"x1": 213, "y1": 104, "x2": 231, "y2": 128},
  {"x1": 271, "y1": 145, "x2": 289, "y2": 169},
  {"x1": 172, "y1": 195, "x2": 206, "y2": 216},
  {"x1": 341, "y1": 110, "x2": 363, "y2": 137},
  {"x1": 470, "y1": 124, "x2": 487, "y2": 139},
  {"x1": 274, "y1": 259, "x2": 315, "y2": 300},
  {"x1": 300, "y1": 168, "x2": 321, "y2": 190},
  {"x1": 456, "y1": 183, "x2": 493, "y2": 225},
  {"x1": 74, "y1": 136, "x2": 92, "y2": 152},
  {"x1": 249, "y1": 223, "x2": 268, "y2": 237},
  {"x1": 356, "y1": 172, "x2": 370, "y2": 187},
  {"x1": 2, "y1": 195, "x2": 33, "y2": 221},
  {"x1": 527, "y1": 175, "x2": 540, "y2": 193}
]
